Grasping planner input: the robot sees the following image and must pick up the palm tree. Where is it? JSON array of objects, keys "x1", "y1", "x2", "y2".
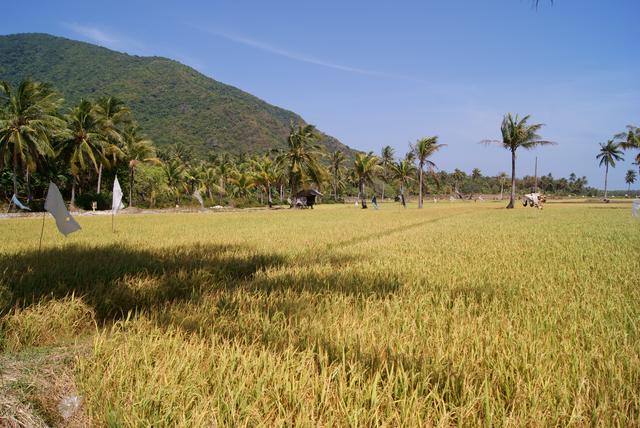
[
  {"x1": 0, "y1": 80, "x2": 63, "y2": 197},
  {"x1": 353, "y1": 152, "x2": 382, "y2": 208},
  {"x1": 413, "y1": 136, "x2": 446, "y2": 208},
  {"x1": 62, "y1": 99, "x2": 109, "y2": 207},
  {"x1": 121, "y1": 124, "x2": 158, "y2": 207},
  {"x1": 596, "y1": 140, "x2": 624, "y2": 199},
  {"x1": 617, "y1": 125, "x2": 640, "y2": 178},
  {"x1": 252, "y1": 155, "x2": 278, "y2": 207},
  {"x1": 391, "y1": 158, "x2": 416, "y2": 208},
  {"x1": 616, "y1": 125, "x2": 639, "y2": 150},
  {"x1": 329, "y1": 150, "x2": 346, "y2": 200},
  {"x1": 497, "y1": 172, "x2": 508, "y2": 200},
  {"x1": 624, "y1": 169, "x2": 636, "y2": 194},
  {"x1": 94, "y1": 96, "x2": 130, "y2": 193},
  {"x1": 481, "y1": 114, "x2": 555, "y2": 208},
  {"x1": 283, "y1": 123, "x2": 325, "y2": 203},
  {"x1": 380, "y1": 145, "x2": 395, "y2": 201},
  {"x1": 162, "y1": 159, "x2": 186, "y2": 205},
  {"x1": 229, "y1": 170, "x2": 255, "y2": 198}
]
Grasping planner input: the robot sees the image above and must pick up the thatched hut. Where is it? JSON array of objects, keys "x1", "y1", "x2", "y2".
[{"x1": 293, "y1": 189, "x2": 323, "y2": 209}]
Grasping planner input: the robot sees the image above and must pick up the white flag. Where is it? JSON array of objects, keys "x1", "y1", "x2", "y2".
[
  {"x1": 633, "y1": 199, "x2": 640, "y2": 218},
  {"x1": 10, "y1": 194, "x2": 31, "y2": 211},
  {"x1": 112, "y1": 176, "x2": 124, "y2": 213},
  {"x1": 193, "y1": 188, "x2": 204, "y2": 208},
  {"x1": 44, "y1": 182, "x2": 81, "y2": 236}
]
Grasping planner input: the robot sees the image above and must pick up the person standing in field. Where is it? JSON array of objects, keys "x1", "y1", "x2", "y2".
[{"x1": 372, "y1": 195, "x2": 379, "y2": 209}]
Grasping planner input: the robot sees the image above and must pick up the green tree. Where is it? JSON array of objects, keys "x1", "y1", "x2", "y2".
[
  {"x1": 624, "y1": 169, "x2": 636, "y2": 193},
  {"x1": 229, "y1": 170, "x2": 255, "y2": 198},
  {"x1": 252, "y1": 155, "x2": 278, "y2": 207},
  {"x1": 413, "y1": 136, "x2": 445, "y2": 208},
  {"x1": 329, "y1": 150, "x2": 346, "y2": 200},
  {"x1": 94, "y1": 96, "x2": 130, "y2": 193},
  {"x1": 353, "y1": 152, "x2": 382, "y2": 208},
  {"x1": 617, "y1": 125, "x2": 640, "y2": 177},
  {"x1": 121, "y1": 125, "x2": 158, "y2": 207},
  {"x1": 391, "y1": 158, "x2": 416, "y2": 208},
  {"x1": 596, "y1": 140, "x2": 624, "y2": 199},
  {"x1": 0, "y1": 80, "x2": 63, "y2": 197},
  {"x1": 62, "y1": 99, "x2": 108, "y2": 206},
  {"x1": 283, "y1": 123, "x2": 325, "y2": 203},
  {"x1": 380, "y1": 145, "x2": 395, "y2": 201},
  {"x1": 481, "y1": 114, "x2": 554, "y2": 208},
  {"x1": 162, "y1": 159, "x2": 186, "y2": 205},
  {"x1": 497, "y1": 172, "x2": 508, "y2": 200}
]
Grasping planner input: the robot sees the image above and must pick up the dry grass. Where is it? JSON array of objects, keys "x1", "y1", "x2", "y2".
[{"x1": 0, "y1": 201, "x2": 638, "y2": 426}]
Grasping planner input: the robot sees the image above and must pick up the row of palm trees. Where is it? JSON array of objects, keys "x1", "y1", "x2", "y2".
[
  {"x1": 3, "y1": 79, "x2": 637, "y2": 210},
  {"x1": 596, "y1": 125, "x2": 640, "y2": 199},
  {"x1": 0, "y1": 80, "x2": 157, "y2": 208}
]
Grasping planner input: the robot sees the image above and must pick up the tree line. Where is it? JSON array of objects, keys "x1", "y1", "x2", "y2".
[{"x1": 1, "y1": 79, "x2": 638, "y2": 211}]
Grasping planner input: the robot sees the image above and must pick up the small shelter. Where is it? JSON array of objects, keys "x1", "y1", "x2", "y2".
[{"x1": 293, "y1": 189, "x2": 323, "y2": 209}]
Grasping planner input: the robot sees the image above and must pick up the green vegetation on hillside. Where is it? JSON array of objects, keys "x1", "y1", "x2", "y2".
[{"x1": 0, "y1": 33, "x2": 350, "y2": 156}]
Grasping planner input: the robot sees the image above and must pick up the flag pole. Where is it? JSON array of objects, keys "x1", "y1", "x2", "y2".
[
  {"x1": 112, "y1": 210, "x2": 115, "y2": 233},
  {"x1": 38, "y1": 210, "x2": 46, "y2": 252}
]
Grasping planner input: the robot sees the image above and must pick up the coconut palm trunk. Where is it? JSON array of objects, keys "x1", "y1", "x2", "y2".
[
  {"x1": 12, "y1": 152, "x2": 18, "y2": 196},
  {"x1": 359, "y1": 181, "x2": 368, "y2": 208},
  {"x1": 418, "y1": 165, "x2": 424, "y2": 208},
  {"x1": 97, "y1": 163, "x2": 103, "y2": 193},
  {"x1": 507, "y1": 149, "x2": 516, "y2": 209},
  {"x1": 25, "y1": 169, "x2": 31, "y2": 202},
  {"x1": 71, "y1": 179, "x2": 77, "y2": 207},
  {"x1": 129, "y1": 166, "x2": 135, "y2": 207},
  {"x1": 603, "y1": 163, "x2": 609, "y2": 199}
]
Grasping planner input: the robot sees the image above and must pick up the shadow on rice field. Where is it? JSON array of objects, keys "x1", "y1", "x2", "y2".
[{"x1": 0, "y1": 242, "x2": 401, "y2": 321}]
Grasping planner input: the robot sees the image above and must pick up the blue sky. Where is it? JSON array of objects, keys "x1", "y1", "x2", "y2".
[{"x1": 3, "y1": 0, "x2": 639, "y2": 189}]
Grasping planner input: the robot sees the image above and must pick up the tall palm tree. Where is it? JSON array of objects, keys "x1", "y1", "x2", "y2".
[
  {"x1": 0, "y1": 80, "x2": 63, "y2": 197},
  {"x1": 252, "y1": 155, "x2": 278, "y2": 207},
  {"x1": 596, "y1": 140, "x2": 624, "y2": 199},
  {"x1": 391, "y1": 158, "x2": 416, "y2": 208},
  {"x1": 481, "y1": 114, "x2": 555, "y2": 208},
  {"x1": 329, "y1": 150, "x2": 346, "y2": 200},
  {"x1": 497, "y1": 172, "x2": 508, "y2": 200},
  {"x1": 162, "y1": 159, "x2": 186, "y2": 205},
  {"x1": 94, "y1": 96, "x2": 130, "y2": 193},
  {"x1": 283, "y1": 123, "x2": 325, "y2": 203},
  {"x1": 353, "y1": 152, "x2": 382, "y2": 208},
  {"x1": 62, "y1": 99, "x2": 108, "y2": 207},
  {"x1": 413, "y1": 136, "x2": 446, "y2": 208},
  {"x1": 229, "y1": 170, "x2": 255, "y2": 198},
  {"x1": 380, "y1": 145, "x2": 395, "y2": 201},
  {"x1": 121, "y1": 124, "x2": 158, "y2": 207},
  {"x1": 624, "y1": 169, "x2": 636, "y2": 193},
  {"x1": 617, "y1": 125, "x2": 640, "y2": 178}
]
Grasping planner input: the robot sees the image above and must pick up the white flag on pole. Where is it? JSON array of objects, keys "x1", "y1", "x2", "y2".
[
  {"x1": 10, "y1": 194, "x2": 31, "y2": 211},
  {"x1": 44, "y1": 182, "x2": 81, "y2": 236},
  {"x1": 112, "y1": 176, "x2": 124, "y2": 213},
  {"x1": 633, "y1": 199, "x2": 640, "y2": 218},
  {"x1": 193, "y1": 188, "x2": 204, "y2": 208}
]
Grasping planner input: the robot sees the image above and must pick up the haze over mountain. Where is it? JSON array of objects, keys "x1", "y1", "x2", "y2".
[{"x1": 0, "y1": 33, "x2": 353, "y2": 157}]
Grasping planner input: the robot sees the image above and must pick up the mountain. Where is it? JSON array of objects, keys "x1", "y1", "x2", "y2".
[{"x1": 0, "y1": 33, "x2": 352, "y2": 157}]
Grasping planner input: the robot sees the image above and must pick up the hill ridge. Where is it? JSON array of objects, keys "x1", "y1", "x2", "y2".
[{"x1": 0, "y1": 32, "x2": 351, "y2": 157}]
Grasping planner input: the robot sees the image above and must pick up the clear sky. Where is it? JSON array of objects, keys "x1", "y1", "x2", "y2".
[{"x1": 3, "y1": 0, "x2": 639, "y2": 189}]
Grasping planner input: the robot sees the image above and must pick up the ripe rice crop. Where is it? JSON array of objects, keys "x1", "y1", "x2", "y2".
[{"x1": 1, "y1": 201, "x2": 638, "y2": 426}]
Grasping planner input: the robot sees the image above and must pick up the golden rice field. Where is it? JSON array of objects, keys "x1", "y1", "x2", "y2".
[{"x1": 0, "y1": 201, "x2": 639, "y2": 427}]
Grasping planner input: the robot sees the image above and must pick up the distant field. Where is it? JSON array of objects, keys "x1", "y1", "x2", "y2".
[{"x1": 1, "y1": 201, "x2": 638, "y2": 426}]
